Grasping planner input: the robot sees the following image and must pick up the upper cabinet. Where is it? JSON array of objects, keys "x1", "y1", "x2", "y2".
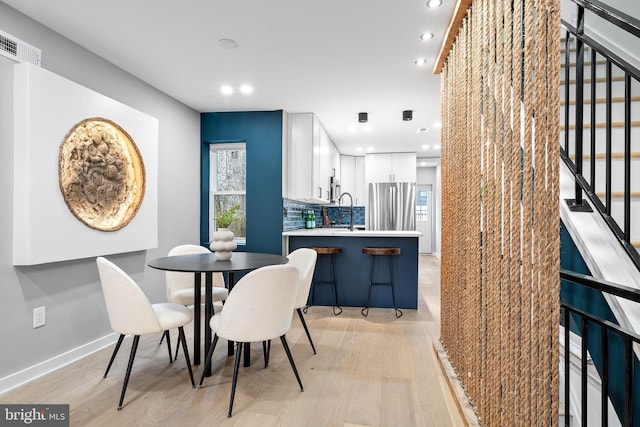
[
  {"x1": 365, "y1": 153, "x2": 417, "y2": 183},
  {"x1": 340, "y1": 155, "x2": 366, "y2": 206},
  {"x1": 288, "y1": 113, "x2": 340, "y2": 202}
]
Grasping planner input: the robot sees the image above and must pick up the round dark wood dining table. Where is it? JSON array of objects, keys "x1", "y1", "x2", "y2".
[{"x1": 148, "y1": 251, "x2": 289, "y2": 376}]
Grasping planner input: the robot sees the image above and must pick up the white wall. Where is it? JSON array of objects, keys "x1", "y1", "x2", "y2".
[{"x1": 0, "y1": 3, "x2": 200, "y2": 391}]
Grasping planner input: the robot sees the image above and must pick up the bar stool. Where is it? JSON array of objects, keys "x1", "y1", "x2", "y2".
[
  {"x1": 361, "y1": 247, "x2": 402, "y2": 318},
  {"x1": 307, "y1": 247, "x2": 343, "y2": 315}
]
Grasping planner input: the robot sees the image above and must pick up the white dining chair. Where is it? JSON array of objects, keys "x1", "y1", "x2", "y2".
[
  {"x1": 161, "y1": 244, "x2": 229, "y2": 358},
  {"x1": 287, "y1": 248, "x2": 318, "y2": 354},
  {"x1": 96, "y1": 257, "x2": 195, "y2": 410},
  {"x1": 198, "y1": 264, "x2": 303, "y2": 417}
]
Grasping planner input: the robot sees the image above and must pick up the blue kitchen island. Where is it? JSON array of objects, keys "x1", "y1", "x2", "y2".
[{"x1": 283, "y1": 229, "x2": 421, "y2": 310}]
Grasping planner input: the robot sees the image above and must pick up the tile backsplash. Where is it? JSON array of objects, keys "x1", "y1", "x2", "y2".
[{"x1": 283, "y1": 198, "x2": 365, "y2": 231}]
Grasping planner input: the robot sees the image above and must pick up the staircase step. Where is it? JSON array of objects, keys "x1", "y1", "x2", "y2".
[
  {"x1": 561, "y1": 121, "x2": 640, "y2": 131},
  {"x1": 569, "y1": 152, "x2": 640, "y2": 160},
  {"x1": 595, "y1": 191, "x2": 640, "y2": 198},
  {"x1": 561, "y1": 96, "x2": 640, "y2": 106},
  {"x1": 561, "y1": 60, "x2": 608, "y2": 68},
  {"x1": 560, "y1": 46, "x2": 590, "y2": 54},
  {"x1": 561, "y1": 76, "x2": 626, "y2": 85}
]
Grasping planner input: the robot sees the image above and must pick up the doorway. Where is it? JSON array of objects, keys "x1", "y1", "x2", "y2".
[{"x1": 416, "y1": 185, "x2": 433, "y2": 253}]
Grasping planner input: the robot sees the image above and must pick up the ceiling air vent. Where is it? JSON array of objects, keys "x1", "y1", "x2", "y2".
[{"x1": 0, "y1": 29, "x2": 41, "y2": 66}]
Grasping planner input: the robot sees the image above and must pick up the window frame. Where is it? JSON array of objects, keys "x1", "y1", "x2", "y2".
[{"x1": 209, "y1": 142, "x2": 246, "y2": 245}]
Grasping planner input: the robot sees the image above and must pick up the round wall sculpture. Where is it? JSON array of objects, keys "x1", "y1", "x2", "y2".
[{"x1": 58, "y1": 117, "x2": 146, "y2": 231}]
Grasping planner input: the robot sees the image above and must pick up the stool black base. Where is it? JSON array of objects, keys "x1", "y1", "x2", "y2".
[
  {"x1": 361, "y1": 247, "x2": 403, "y2": 318},
  {"x1": 308, "y1": 247, "x2": 343, "y2": 316}
]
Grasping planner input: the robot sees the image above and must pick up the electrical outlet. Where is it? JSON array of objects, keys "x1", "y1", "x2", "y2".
[{"x1": 33, "y1": 306, "x2": 46, "y2": 328}]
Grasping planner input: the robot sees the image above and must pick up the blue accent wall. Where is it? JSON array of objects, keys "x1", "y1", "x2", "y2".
[{"x1": 200, "y1": 111, "x2": 284, "y2": 255}]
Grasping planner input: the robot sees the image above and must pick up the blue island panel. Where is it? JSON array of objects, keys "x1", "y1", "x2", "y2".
[{"x1": 288, "y1": 236, "x2": 418, "y2": 310}]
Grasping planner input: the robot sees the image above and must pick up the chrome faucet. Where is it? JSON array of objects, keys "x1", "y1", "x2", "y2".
[{"x1": 338, "y1": 192, "x2": 354, "y2": 231}]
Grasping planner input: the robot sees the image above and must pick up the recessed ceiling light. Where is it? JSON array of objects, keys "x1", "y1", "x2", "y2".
[
  {"x1": 420, "y1": 161, "x2": 427, "y2": 167},
  {"x1": 240, "y1": 84, "x2": 253, "y2": 94},
  {"x1": 434, "y1": 144, "x2": 442, "y2": 149},
  {"x1": 356, "y1": 147, "x2": 364, "y2": 152},
  {"x1": 422, "y1": 144, "x2": 430, "y2": 150},
  {"x1": 220, "y1": 85, "x2": 233, "y2": 95},
  {"x1": 415, "y1": 58, "x2": 428, "y2": 66},
  {"x1": 367, "y1": 146, "x2": 375, "y2": 152},
  {"x1": 217, "y1": 38, "x2": 239, "y2": 49},
  {"x1": 420, "y1": 32, "x2": 434, "y2": 41},
  {"x1": 417, "y1": 128, "x2": 429, "y2": 134},
  {"x1": 433, "y1": 121, "x2": 442, "y2": 128},
  {"x1": 426, "y1": 0, "x2": 443, "y2": 7}
]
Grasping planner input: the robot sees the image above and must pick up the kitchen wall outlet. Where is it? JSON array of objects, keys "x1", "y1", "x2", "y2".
[{"x1": 33, "y1": 306, "x2": 46, "y2": 328}]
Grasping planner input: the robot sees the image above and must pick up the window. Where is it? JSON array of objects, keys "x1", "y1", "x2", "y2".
[
  {"x1": 209, "y1": 143, "x2": 246, "y2": 243},
  {"x1": 416, "y1": 187, "x2": 429, "y2": 222}
]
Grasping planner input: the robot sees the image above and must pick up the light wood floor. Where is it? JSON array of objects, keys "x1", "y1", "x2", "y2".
[{"x1": 1, "y1": 255, "x2": 464, "y2": 427}]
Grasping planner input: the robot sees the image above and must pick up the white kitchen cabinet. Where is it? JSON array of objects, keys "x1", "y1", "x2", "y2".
[
  {"x1": 340, "y1": 155, "x2": 366, "y2": 205},
  {"x1": 365, "y1": 152, "x2": 416, "y2": 183},
  {"x1": 355, "y1": 156, "x2": 366, "y2": 205},
  {"x1": 288, "y1": 112, "x2": 340, "y2": 202},
  {"x1": 288, "y1": 113, "x2": 314, "y2": 200},
  {"x1": 315, "y1": 124, "x2": 331, "y2": 200}
]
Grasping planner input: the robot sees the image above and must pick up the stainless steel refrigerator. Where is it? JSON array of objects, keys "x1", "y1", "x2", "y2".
[{"x1": 368, "y1": 182, "x2": 416, "y2": 231}]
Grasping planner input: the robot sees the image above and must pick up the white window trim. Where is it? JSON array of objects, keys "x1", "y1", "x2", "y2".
[{"x1": 209, "y1": 143, "x2": 246, "y2": 244}]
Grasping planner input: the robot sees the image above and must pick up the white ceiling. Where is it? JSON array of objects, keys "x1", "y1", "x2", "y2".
[{"x1": 3, "y1": 0, "x2": 454, "y2": 158}]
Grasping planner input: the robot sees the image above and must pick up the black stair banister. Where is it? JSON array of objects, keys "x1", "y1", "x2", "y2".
[{"x1": 561, "y1": 1, "x2": 640, "y2": 270}]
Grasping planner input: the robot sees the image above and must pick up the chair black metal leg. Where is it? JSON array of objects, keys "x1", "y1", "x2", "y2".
[
  {"x1": 178, "y1": 327, "x2": 195, "y2": 387},
  {"x1": 158, "y1": 330, "x2": 167, "y2": 346},
  {"x1": 104, "y1": 334, "x2": 125, "y2": 378},
  {"x1": 280, "y1": 335, "x2": 304, "y2": 392},
  {"x1": 296, "y1": 308, "x2": 316, "y2": 354},
  {"x1": 117, "y1": 335, "x2": 140, "y2": 410},
  {"x1": 262, "y1": 340, "x2": 271, "y2": 368},
  {"x1": 165, "y1": 330, "x2": 173, "y2": 363},
  {"x1": 174, "y1": 336, "x2": 181, "y2": 361},
  {"x1": 228, "y1": 342, "x2": 244, "y2": 418},
  {"x1": 198, "y1": 334, "x2": 219, "y2": 387}
]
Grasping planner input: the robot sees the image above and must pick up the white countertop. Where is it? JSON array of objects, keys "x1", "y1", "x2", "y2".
[{"x1": 283, "y1": 229, "x2": 422, "y2": 237}]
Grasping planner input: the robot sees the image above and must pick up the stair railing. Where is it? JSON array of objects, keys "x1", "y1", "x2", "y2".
[
  {"x1": 561, "y1": 0, "x2": 640, "y2": 271},
  {"x1": 561, "y1": 269, "x2": 640, "y2": 426}
]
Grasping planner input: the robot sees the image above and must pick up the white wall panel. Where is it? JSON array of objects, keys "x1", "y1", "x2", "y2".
[{"x1": 13, "y1": 63, "x2": 158, "y2": 265}]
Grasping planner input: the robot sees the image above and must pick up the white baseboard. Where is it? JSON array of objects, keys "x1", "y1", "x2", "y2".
[{"x1": 0, "y1": 333, "x2": 118, "y2": 396}]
